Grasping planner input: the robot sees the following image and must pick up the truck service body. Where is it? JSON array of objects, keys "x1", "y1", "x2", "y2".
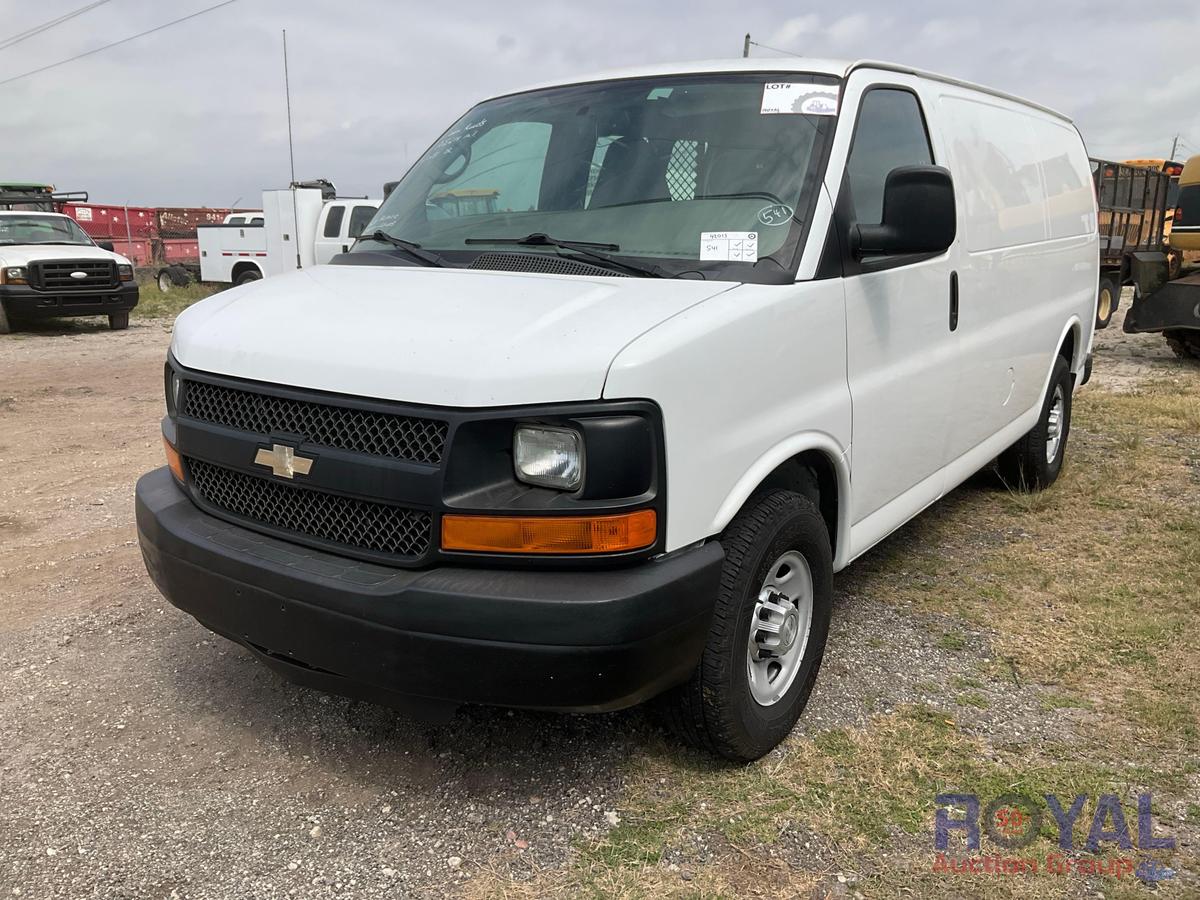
[{"x1": 137, "y1": 58, "x2": 1097, "y2": 760}]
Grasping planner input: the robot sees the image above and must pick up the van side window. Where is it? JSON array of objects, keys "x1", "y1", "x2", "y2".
[
  {"x1": 846, "y1": 89, "x2": 933, "y2": 225},
  {"x1": 348, "y1": 205, "x2": 376, "y2": 239},
  {"x1": 323, "y1": 205, "x2": 346, "y2": 238}
]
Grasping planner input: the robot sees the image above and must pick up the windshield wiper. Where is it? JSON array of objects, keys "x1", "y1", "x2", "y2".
[
  {"x1": 355, "y1": 230, "x2": 450, "y2": 267},
  {"x1": 465, "y1": 232, "x2": 667, "y2": 278}
]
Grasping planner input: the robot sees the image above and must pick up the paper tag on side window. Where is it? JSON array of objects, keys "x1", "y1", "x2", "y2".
[
  {"x1": 700, "y1": 232, "x2": 758, "y2": 262},
  {"x1": 760, "y1": 83, "x2": 839, "y2": 116}
]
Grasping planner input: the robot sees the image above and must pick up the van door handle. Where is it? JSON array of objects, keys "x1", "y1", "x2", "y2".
[{"x1": 949, "y1": 271, "x2": 960, "y2": 332}]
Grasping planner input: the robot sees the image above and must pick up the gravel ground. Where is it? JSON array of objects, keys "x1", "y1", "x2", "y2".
[{"x1": 0, "y1": 305, "x2": 1187, "y2": 898}]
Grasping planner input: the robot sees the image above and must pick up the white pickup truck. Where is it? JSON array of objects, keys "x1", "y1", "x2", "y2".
[
  {"x1": 0, "y1": 210, "x2": 138, "y2": 333},
  {"x1": 138, "y1": 58, "x2": 1097, "y2": 760},
  {"x1": 195, "y1": 186, "x2": 377, "y2": 286}
]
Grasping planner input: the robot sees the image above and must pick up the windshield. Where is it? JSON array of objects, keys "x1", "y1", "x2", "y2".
[
  {"x1": 0, "y1": 214, "x2": 94, "y2": 246},
  {"x1": 354, "y1": 73, "x2": 839, "y2": 282}
]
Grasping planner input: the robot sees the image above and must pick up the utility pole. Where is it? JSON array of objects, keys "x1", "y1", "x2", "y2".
[
  {"x1": 743, "y1": 33, "x2": 750, "y2": 57},
  {"x1": 1170, "y1": 134, "x2": 1180, "y2": 160}
]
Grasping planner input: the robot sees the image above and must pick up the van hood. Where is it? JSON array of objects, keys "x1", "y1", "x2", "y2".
[
  {"x1": 0, "y1": 244, "x2": 131, "y2": 267},
  {"x1": 171, "y1": 265, "x2": 736, "y2": 407}
]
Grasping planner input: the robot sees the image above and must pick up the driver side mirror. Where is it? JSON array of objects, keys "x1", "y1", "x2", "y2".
[
  {"x1": 383, "y1": 180, "x2": 399, "y2": 199},
  {"x1": 98, "y1": 240, "x2": 115, "y2": 252},
  {"x1": 853, "y1": 165, "x2": 956, "y2": 258}
]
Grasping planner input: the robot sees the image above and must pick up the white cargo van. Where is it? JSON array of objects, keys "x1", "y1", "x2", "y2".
[{"x1": 137, "y1": 59, "x2": 1097, "y2": 761}]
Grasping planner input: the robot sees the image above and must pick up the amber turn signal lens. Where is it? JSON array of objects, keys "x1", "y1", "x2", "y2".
[
  {"x1": 441, "y1": 509, "x2": 657, "y2": 554},
  {"x1": 163, "y1": 436, "x2": 185, "y2": 482}
]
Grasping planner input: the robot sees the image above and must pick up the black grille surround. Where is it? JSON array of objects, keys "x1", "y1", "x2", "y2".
[
  {"x1": 31, "y1": 259, "x2": 118, "y2": 291},
  {"x1": 188, "y1": 458, "x2": 432, "y2": 560},
  {"x1": 166, "y1": 360, "x2": 668, "y2": 571},
  {"x1": 182, "y1": 379, "x2": 448, "y2": 465}
]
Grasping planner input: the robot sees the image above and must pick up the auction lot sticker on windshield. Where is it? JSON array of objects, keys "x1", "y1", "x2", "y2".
[
  {"x1": 700, "y1": 231, "x2": 758, "y2": 262},
  {"x1": 761, "y1": 82, "x2": 839, "y2": 116}
]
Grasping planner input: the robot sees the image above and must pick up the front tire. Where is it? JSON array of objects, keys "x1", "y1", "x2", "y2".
[
  {"x1": 0, "y1": 300, "x2": 11, "y2": 335},
  {"x1": 998, "y1": 356, "x2": 1073, "y2": 490},
  {"x1": 662, "y1": 490, "x2": 833, "y2": 762},
  {"x1": 108, "y1": 311, "x2": 129, "y2": 331}
]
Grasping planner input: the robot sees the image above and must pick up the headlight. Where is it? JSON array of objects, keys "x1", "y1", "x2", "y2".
[
  {"x1": 2, "y1": 266, "x2": 28, "y2": 284},
  {"x1": 118, "y1": 264, "x2": 134, "y2": 282},
  {"x1": 514, "y1": 425, "x2": 583, "y2": 491}
]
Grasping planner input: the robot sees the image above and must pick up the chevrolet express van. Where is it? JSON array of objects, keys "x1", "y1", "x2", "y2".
[{"x1": 136, "y1": 59, "x2": 1098, "y2": 761}]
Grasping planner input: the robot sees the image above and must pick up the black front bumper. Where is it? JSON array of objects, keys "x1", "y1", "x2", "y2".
[
  {"x1": 0, "y1": 282, "x2": 138, "y2": 319},
  {"x1": 136, "y1": 468, "x2": 723, "y2": 715}
]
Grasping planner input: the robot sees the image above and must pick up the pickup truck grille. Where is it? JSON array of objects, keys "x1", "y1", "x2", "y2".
[
  {"x1": 187, "y1": 458, "x2": 432, "y2": 560},
  {"x1": 31, "y1": 259, "x2": 118, "y2": 291},
  {"x1": 182, "y1": 380, "x2": 448, "y2": 465}
]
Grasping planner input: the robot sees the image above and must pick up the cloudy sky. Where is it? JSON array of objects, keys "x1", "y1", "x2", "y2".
[{"x1": 1, "y1": 0, "x2": 1196, "y2": 207}]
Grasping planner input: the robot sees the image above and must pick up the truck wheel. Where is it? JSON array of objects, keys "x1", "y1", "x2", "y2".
[
  {"x1": 1165, "y1": 329, "x2": 1200, "y2": 361},
  {"x1": 0, "y1": 300, "x2": 11, "y2": 335},
  {"x1": 108, "y1": 311, "x2": 130, "y2": 331},
  {"x1": 998, "y1": 356, "x2": 1072, "y2": 491},
  {"x1": 1095, "y1": 276, "x2": 1118, "y2": 330},
  {"x1": 157, "y1": 270, "x2": 175, "y2": 293},
  {"x1": 661, "y1": 490, "x2": 833, "y2": 763},
  {"x1": 234, "y1": 269, "x2": 262, "y2": 286}
]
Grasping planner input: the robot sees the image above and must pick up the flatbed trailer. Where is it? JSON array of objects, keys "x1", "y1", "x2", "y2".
[
  {"x1": 1090, "y1": 159, "x2": 1172, "y2": 329},
  {"x1": 1121, "y1": 154, "x2": 1200, "y2": 360}
]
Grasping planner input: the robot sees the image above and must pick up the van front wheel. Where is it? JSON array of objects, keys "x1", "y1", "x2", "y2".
[
  {"x1": 661, "y1": 490, "x2": 833, "y2": 762},
  {"x1": 998, "y1": 356, "x2": 1073, "y2": 490}
]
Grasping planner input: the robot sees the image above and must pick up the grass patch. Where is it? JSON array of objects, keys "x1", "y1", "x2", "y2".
[
  {"x1": 132, "y1": 279, "x2": 220, "y2": 319},
  {"x1": 935, "y1": 632, "x2": 967, "y2": 652},
  {"x1": 956, "y1": 691, "x2": 989, "y2": 709}
]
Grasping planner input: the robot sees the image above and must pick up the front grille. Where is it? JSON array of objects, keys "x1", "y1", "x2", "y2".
[
  {"x1": 469, "y1": 251, "x2": 629, "y2": 278},
  {"x1": 182, "y1": 381, "x2": 448, "y2": 465},
  {"x1": 32, "y1": 259, "x2": 118, "y2": 291},
  {"x1": 188, "y1": 458, "x2": 432, "y2": 559}
]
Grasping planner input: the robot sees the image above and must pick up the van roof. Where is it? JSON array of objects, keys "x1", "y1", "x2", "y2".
[{"x1": 504, "y1": 58, "x2": 1072, "y2": 124}]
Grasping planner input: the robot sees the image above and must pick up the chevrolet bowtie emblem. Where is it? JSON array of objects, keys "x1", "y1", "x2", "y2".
[{"x1": 254, "y1": 443, "x2": 313, "y2": 479}]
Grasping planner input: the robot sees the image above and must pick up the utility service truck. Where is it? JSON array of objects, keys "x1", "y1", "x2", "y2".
[{"x1": 193, "y1": 181, "x2": 377, "y2": 287}]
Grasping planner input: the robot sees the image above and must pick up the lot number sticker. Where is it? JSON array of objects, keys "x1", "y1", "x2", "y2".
[
  {"x1": 700, "y1": 231, "x2": 758, "y2": 262},
  {"x1": 760, "y1": 83, "x2": 839, "y2": 116}
]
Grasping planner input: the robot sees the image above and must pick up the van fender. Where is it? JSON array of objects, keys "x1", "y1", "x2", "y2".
[
  {"x1": 1048, "y1": 315, "x2": 1086, "y2": 391},
  {"x1": 708, "y1": 431, "x2": 853, "y2": 570}
]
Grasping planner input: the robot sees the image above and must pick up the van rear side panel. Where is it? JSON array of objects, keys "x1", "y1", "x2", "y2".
[{"x1": 933, "y1": 88, "x2": 1096, "y2": 465}]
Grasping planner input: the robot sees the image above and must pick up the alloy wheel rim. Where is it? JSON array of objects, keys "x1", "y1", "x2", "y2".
[
  {"x1": 747, "y1": 550, "x2": 814, "y2": 707},
  {"x1": 1045, "y1": 385, "x2": 1065, "y2": 464}
]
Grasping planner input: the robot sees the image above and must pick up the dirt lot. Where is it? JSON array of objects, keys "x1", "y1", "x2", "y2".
[{"x1": 1, "y1": 302, "x2": 1197, "y2": 899}]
